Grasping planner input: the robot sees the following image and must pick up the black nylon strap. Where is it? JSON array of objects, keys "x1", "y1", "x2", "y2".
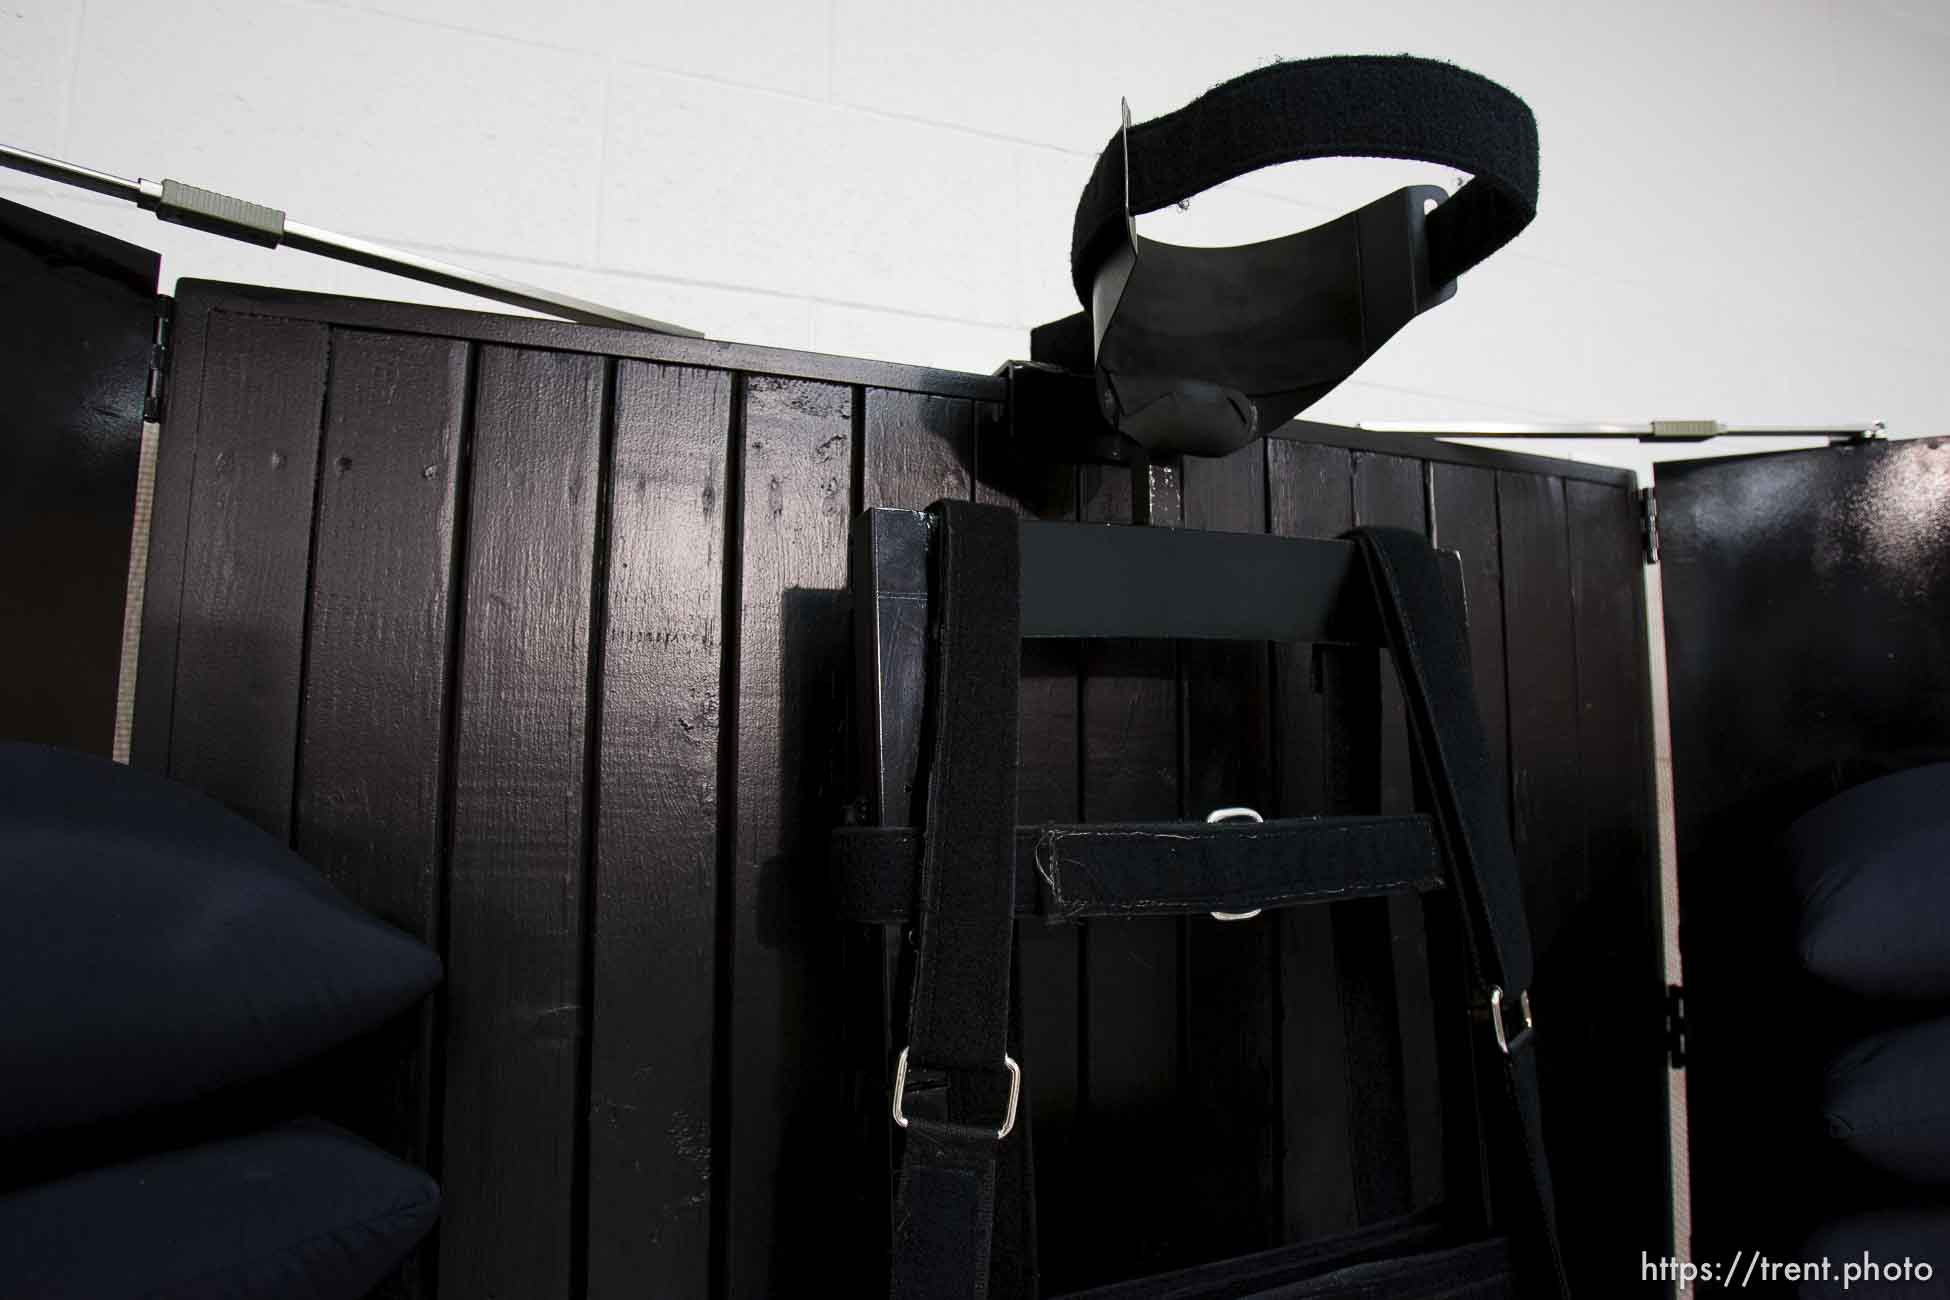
[
  {"x1": 890, "y1": 500, "x2": 1024, "y2": 1299},
  {"x1": 1351, "y1": 525, "x2": 1567, "y2": 1298},
  {"x1": 835, "y1": 815, "x2": 1441, "y2": 923},
  {"x1": 1071, "y1": 56, "x2": 1538, "y2": 305}
]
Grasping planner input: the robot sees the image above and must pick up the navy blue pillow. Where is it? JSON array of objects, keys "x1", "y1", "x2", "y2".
[
  {"x1": 1791, "y1": 763, "x2": 1950, "y2": 1000},
  {"x1": 0, "y1": 1119, "x2": 439, "y2": 1299},
  {"x1": 1798, "y1": 1209, "x2": 1950, "y2": 1297},
  {"x1": 1826, "y1": 1015, "x2": 1950, "y2": 1186},
  {"x1": 0, "y1": 743, "x2": 441, "y2": 1139}
]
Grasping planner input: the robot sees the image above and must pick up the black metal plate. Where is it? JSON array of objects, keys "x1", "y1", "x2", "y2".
[{"x1": 0, "y1": 195, "x2": 159, "y2": 752}]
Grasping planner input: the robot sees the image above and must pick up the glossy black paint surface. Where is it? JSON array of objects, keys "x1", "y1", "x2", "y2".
[
  {"x1": 0, "y1": 196, "x2": 158, "y2": 752},
  {"x1": 1660, "y1": 437, "x2": 1950, "y2": 1266}
]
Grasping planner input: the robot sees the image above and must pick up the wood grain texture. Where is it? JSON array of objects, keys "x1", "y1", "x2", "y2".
[
  {"x1": 1351, "y1": 452, "x2": 1439, "y2": 1216},
  {"x1": 1425, "y1": 461, "x2": 1508, "y2": 1230},
  {"x1": 721, "y1": 375, "x2": 854, "y2": 1300},
  {"x1": 1178, "y1": 441, "x2": 1279, "y2": 1254},
  {"x1": 436, "y1": 345, "x2": 606, "y2": 1300},
  {"x1": 1495, "y1": 473, "x2": 1585, "y2": 980},
  {"x1": 1266, "y1": 438, "x2": 1359, "y2": 1241},
  {"x1": 292, "y1": 330, "x2": 468, "y2": 1300},
  {"x1": 164, "y1": 311, "x2": 330, "y2": 835},
  {"x1": 585, "y1": 361, "x2": 733, "y2": 1299}
]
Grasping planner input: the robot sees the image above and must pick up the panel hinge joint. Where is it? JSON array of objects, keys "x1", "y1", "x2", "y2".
[
  {"x1": 1639, "y1": 486, "x2": 1660, "y2": 565},
  {"x1": 144, "y1": 294, "x2": 173, "y2": 423},
  {"x1": 1665, "y1": 982, "x2": 1687, "y2": 1069}
]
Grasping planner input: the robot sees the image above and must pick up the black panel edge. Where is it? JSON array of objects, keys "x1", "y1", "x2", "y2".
[
  {"x1": 1278, "y1": 420, "x2": 1640, "y2": 489},
  {"x1": 171, "y1": 280, "x2": 1008, "y2": 402}
]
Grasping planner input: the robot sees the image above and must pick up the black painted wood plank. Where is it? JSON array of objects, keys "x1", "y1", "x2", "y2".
[
  {"x1": 1425, "y1": 461, "x2": 1508, "y2": 1231},
  {"x1": 164, "y1": 312, "x2": 330, "y2": 836},
  {"x1": 1493, "y1": 470, "x2": 1586, "y2": 1265},
  {"x1": 721, "y1": 376, "x2": 854, "y2": 1300},
  {"x1": 858, "y1": 386, "x2": 975, "y2": 1288},
  {"x1": 1428, "y1": 465, "x2": 1510, "y2": 813},
  {"x1": 1178, "y1": 441, "x2": 1279, "y2": 1255},
  {"x1": 1562, "y1": 478, "x2": 1667, "y2": 1284},
  {"x1": 585, "y1": 361, "x2": 733, "y2": 1299},
  {"x1": 1265, "y1": 438, "x2": 1359, "y2": 1241},
  {"x1": 1074, "y1": 460, "x2": 1185, "y2": 1284},
  {"x1": 974, "y1": 411, "x2": 1085, "y2": 1293},
  {"x1": 291, "y1": 330, "x2": 468, "y2": 1300},
  {"x1": 1495, "y1": 473, "x2": 1585, "y2": 985},
  {"x1": 436, "y1": 345, "x2": 606, "y2": 1300},
  {"x1": 1350, "y1": 453, "x2": 1437, "y2": 1216}
]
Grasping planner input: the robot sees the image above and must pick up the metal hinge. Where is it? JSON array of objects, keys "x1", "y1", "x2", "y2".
[
  {"x1": 1639, "y1": 486, "x2": 1660, "y2": 565},
  {"x1": 143, "y1": 295, "x2": 173, "y2": 423},
  {"x1": 1664, "y1": 983, "x2": 1687, "y2": 1069}
]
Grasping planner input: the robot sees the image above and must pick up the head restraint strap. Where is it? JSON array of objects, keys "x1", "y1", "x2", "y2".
[{"x1": 1069, "y1": 55, "x2": 1540, "y2": 306}]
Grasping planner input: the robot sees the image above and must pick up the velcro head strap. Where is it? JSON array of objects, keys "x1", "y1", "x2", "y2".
[
  {"x1": 1071, "y1": 55, "x2": 1539, "y2": 306},
  {"x1": 1052, "y1": 56, "x2": 1538, "y2": 459}
]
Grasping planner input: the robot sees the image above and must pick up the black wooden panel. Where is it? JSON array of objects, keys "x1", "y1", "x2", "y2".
[
  {"x1": 1562, "y1": 477, "x2": 1667, "y2": 1280},
  {"x1": 1074, "y1": 460, "x2": 1186, "y2": 1285},
  {"x1": 1660, "y1": 439, "x2": 1950, "y2": 1267},
  {"x1": 130, "y1": 279, "x2": 1670, "y2": 1300},
  {"x1": 292, "y1": 330, "x2": 468, "y2": 1300},
  {"x1": 585, "y1": 361, "x2": 733, "y2": 1299},
  {"x1": 1179, "y1": 442, "x2": 1279, "y2": 1254},
  {"x1": 437, "y1": 345, "x2": 606, "y2": 1300},
  {"x1": 0, "y1": 196, "x2": 157, "y2": 753},
  {"x1": 721, "y1": 376, "x2": 854, "y2": 1300},
  {"x1": 1266, "y1": 438, "x2": 1360, "y2": 1241},
  {"x1": 166, "y1": 313, "x2": 330, "y2": 835}
]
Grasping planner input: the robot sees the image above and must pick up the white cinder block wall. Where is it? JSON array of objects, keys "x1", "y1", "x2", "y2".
[{"x1": 4, "y1": 0, "x2": 1946, "y2": 477}]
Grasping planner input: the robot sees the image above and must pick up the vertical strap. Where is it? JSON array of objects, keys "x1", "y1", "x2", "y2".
[
  {"x1": 890, "y1": 499, "x2": 1025, "y2": 1299},
  {"x1": 1351, "y1": 525, "x2": 1571, "y2": 1298}
]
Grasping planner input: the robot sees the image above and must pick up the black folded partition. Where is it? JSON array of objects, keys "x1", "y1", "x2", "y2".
[
  {"x1": 1659, "y1": 439, "x2": 1950, "y2": 1275},
  {"x1": 113, "y1": 278, "x2": 1668, "y2": 1299}
]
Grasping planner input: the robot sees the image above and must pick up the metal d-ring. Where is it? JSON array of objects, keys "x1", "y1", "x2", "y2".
[{"x1": 1207, "y1": 806, "x2": 1264, "y2": 920}]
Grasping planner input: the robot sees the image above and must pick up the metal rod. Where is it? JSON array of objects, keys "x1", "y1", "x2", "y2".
[
  {"x1": 1, "y1": 141, "x2": 702, "y2": 337},
  {"x1": 1358, "y1": 420, "x2": 1884, "y2": 443}
]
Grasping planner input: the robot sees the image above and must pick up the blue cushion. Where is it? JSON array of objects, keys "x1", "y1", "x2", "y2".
[
  {"x1": 1826, "y1": 1015, "x2": 1950, "y2": 1186},
  {"x1": 1791, "y1": 763, "x2": 1950, "y2": 1000},
  {"x1": 0, "y1": 742, "x2": 441, "y2": 1138},
  {"x1": 0, "y1": 1119, "x2": 439, "y2": 1299}
]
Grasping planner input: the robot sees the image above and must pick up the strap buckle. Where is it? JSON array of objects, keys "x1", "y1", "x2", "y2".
[
  {"x1": 1206, "y1": 806, "x2": 1264, "y2": 920},
  {"x1": 1486, "y1": 984, "x2": 1535, "y2": 1056},
  {"x1": 891, "y1": 1047, "x2": 1022, "y2": 1140}
]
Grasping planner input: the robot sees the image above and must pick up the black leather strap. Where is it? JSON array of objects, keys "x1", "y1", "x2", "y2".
[
  {"x1": 1070, "y1": 56, "x2": 1539, "y2": 305},
  {"x1": 889, "y1": 499, "x2": 1025, "y2": 1299},
  {"x1": 835, "y1": 815, "x2": 1442, "y2": 923},
  {"x1": 1352, "y1": 526, "x2": 1568, "y2": 1298}
]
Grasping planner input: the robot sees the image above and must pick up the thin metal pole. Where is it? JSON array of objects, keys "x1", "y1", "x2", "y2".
[
  {"x1": 1, "y1": 141, "x2": 702, "y2": 338},
  {"x1": 1358, "y1": 420, "x2": 1884, "y2": 443}
]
